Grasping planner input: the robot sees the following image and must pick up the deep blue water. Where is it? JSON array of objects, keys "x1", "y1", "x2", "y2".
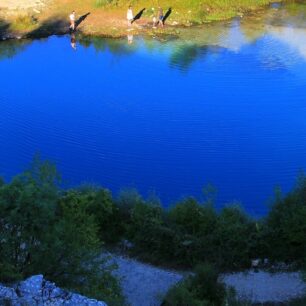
[{"x1": 1, "y1": 7, "x2": 306, "y2": 215}]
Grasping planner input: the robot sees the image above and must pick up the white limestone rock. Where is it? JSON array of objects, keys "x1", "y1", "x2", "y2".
[{"x1": 0, "y1": 275, "x2": 107, "y2": 306}]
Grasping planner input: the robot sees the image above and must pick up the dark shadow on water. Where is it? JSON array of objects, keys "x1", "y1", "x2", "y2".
[
  {"x1": 78, "y1": 35, "x2": 136, "y2": 56},
  {"x1": 75, "y1": 12, "x2": 91, "y2": 30},
  {"x1": 132, "y1": 8, "x2": 145, "y2": 24},
  {"x1": 162, "y1": 8, "x2": 172, "y2": 24}
]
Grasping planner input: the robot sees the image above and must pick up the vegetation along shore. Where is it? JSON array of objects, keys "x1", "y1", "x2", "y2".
[
  {"x1": 0, "y1": 0, "x2": 285, "y2": 39},
  {"x1": 1, "y1": 158, "x2": 306, "y2": 305}
]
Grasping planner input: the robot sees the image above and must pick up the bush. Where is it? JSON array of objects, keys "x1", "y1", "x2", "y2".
[
  {"x1": 118, "y1": 197, "x2": 259, "y2": 270},
  {"x1": 95, "y1": 0, "x2": 114, "y2": 8},
  {"x1": 214, "y1": 205, "x2": 257, "y2": 270},
  {"x1": 169, "y1": 198, "x2": 217, "y2": 265},
  {"x1": 115, "y1": 188, "x2": 144, "y2": 235},
  {"x1": 0, "y1": 160, "x2": 124, "y2": 305},
  {"x1": 265, "y1": 176, "x2": 306, "y2": 263},
  {"x1": 163, "y1": 263, "x2": 226, "y2": 306},
  {"x1": 62, "y1": 187, "x2": 121, "y2": 244},
  {"x1": 127, "y1": 201, "x2": 165, "y2": 258},
  {"x1": 0, "y1": 160, "x2": 59, "y2": 282},
  {"x1": 10, "y1": 14, "x2": 37, "y2": 31},
  {"x1": 169, "y1": 197, "x2": 217, "y2": 237},
  {"x1": 5, "y1": 158, "x2": 306, "y2": 305},
  {"x1": 163, "y1": 281, "x2": 203, "y2": 306}
]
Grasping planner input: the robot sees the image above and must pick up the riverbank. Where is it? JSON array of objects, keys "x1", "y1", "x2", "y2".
[{"x1": 0, "y1": 0, "x2": 284, "y2": 39}]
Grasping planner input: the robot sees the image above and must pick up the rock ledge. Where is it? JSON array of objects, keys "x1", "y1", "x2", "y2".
[{"x1": 0, "y1": 275, "x2": 107, "y2": 306}]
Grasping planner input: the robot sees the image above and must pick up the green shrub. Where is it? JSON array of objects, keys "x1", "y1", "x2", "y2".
[
  {"x1": 0, "y1": 160, "x2": 124, "y2": 305},
  {"x1": 169, "y1": 197, "x2": 217, "y2": 236},
  {"x1": 115, "y1": 188, "x2": 143, "y2": 231},
  {"x1": 95, "y1": 0, "x2": 113, "y2": 8},
  {"x1": 265, "y1": 176, "x2": 306, "y2": 263},
  {"x1": 128, "y1": 201, "x2": 163, "y2": 253},
  {"x1": 163, "y1": 263, "x2": 226, "y2": 306},
  {"x1": 5, "y1": 157, "x2": 306, "y2": 303},
  {"x1": 10, "y1": 14, "x2": 37, "y2": 31},
  {"x1": 119, "y1": 197, "x2": 259, "y2": 270},
  {"x1": 214, "y1": 205, "x2": 257, "y2": 270},
  {"x1": 163, "y1": 281, "x2": 203, "y2": 306},
  {"x1": 61, "y1": 187, "x2": 121, "y2": 244},
  {"x1": 169, "y1": 198, "x2": 218, "y2": 265},
  {"x1": 0, "y1": 160, "x2": 59, "y2": 282}
]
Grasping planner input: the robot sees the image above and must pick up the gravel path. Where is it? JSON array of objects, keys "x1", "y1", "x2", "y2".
[
  {"x1": 109, "y1": 255, "x2": 306, "y2": 306},
  {"x1": 111, "y1": 255, "x2": 184, "y2": 306},
  {"x1": 222, "y1": 271, "x2": 306, "y2": 303}
]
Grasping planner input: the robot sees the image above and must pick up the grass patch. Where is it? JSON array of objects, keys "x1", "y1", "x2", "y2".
[
  {"x1": 10, "y1": 14, "x2": 38, "y2": 32},
  {"x1": 95, "y1": 0, "x2": 114, "y2": 8}
]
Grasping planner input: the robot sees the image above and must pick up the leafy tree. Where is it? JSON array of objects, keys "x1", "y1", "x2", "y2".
[
  {"x1": 265, "y1": 176, "x2": 306, "y2": 262},
  {"x1": 0, "y1": 160, "x2": 124, "y2": 305},
  {"x1": 61, "y1": 187, "x2": 121, "y2": 243},
  {"x1": 163, "y1": 263, "x2": 226, "y2": 306},
  {"x1": 214, "y1": 205, "x2": 256, "y2": 270},
  {"x1": 168, "y1": 198, "x2": 217, "y2": 265},
  {"x1": 0, "y1": 160, "x2": 59, "y2": 281},
  {"x1": 169, "y1": 197, "x2": 217, "y2": 237}
]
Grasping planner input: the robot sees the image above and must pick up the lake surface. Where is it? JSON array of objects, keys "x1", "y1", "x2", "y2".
[{"x1": 1, "y1": 3, "x2": 306, "y2": 215}]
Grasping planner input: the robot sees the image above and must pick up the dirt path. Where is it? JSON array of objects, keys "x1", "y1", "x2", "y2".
[
  {"x1": 111, "y1": 255, "x2": 184, "y2": 306},
  {"x1": 222, "y1": 271, "x2": 306, "y2": 303},
  {"x1": 110, "y1": 255, "x2": 306, "y2": 306}
]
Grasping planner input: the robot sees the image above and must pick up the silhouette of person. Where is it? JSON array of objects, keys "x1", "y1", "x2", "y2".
[{"x1": 69, "y1": 11, "x2": 76, "y2": 31}]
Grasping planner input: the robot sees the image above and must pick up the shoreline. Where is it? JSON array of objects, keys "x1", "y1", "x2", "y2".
[{"x1": 0, "y1": 0, "x2": 284, "y2": 41}]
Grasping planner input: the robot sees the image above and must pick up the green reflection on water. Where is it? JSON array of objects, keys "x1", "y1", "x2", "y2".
[{"x1": 0, "y1": 39, "x2": 31, "y2": 60}]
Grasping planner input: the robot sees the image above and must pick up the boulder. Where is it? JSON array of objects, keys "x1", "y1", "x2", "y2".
[{"x1": 0, "y1": 275, "x2": 107, "y2": 306}]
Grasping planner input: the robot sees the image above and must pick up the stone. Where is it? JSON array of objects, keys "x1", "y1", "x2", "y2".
[
  {"x1": 0, "y1": 285, "x2": 18, "y2": 300},
  {"x1": 17, "y1": 274, "x2": 44, "y2": 296},
  {"x1": 0, "y1": 275, "x2": 108, "y2": 306}
]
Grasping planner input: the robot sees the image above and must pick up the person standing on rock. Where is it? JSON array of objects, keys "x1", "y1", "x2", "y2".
[
  {"x1": 127, "y1": 6, "x2": 133, "y2": 27},
  {"x1": 69, "y1": 11, "x2": 76, "y2": 31}
]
